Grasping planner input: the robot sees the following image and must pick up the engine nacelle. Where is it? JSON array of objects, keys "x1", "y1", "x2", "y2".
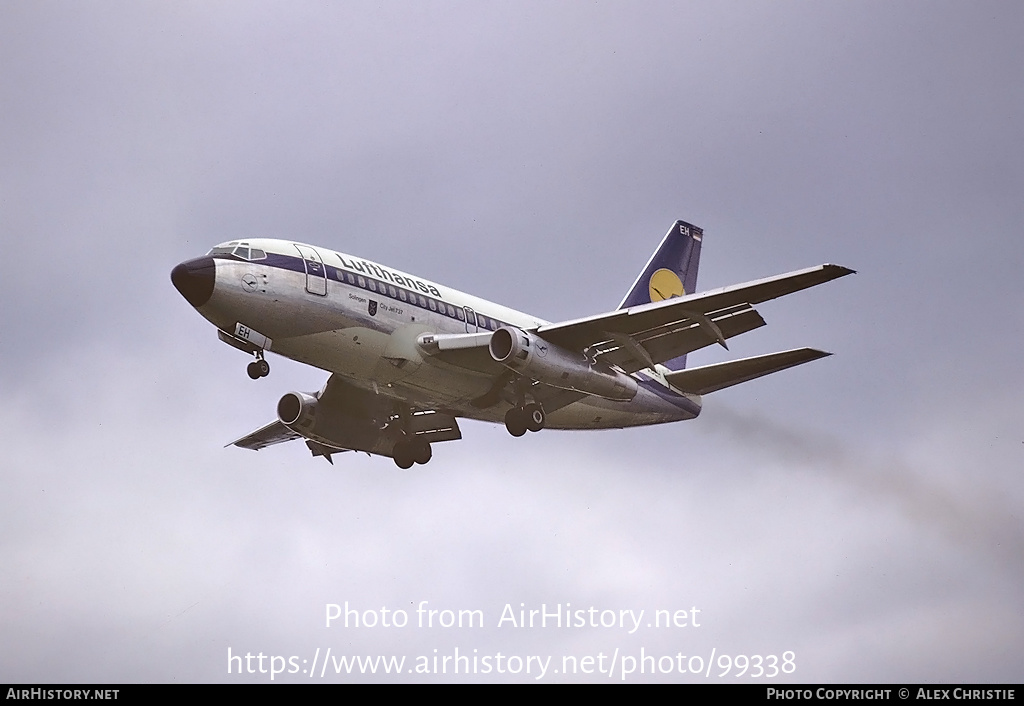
[
  {"x1": 277, "y1": 391, "x2": 319, "y2": 433},
  {"x1": 489, "y1": 327, "x2": 637, "y2": 401}
]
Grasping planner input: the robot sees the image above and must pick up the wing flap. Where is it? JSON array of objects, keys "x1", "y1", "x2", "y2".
[
  {"x1": 664, "y1": 348, "x2": 831, "y2": 395},
  {"x1": 599, "y1": 307, "x2": 766, "y2": 373},
  {"x1": 407, "y1": 410, "x2": 462, "y2": 443}
]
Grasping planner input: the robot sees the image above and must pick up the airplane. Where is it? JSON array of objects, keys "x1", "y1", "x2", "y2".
[{"x1": 171, "y1": 220, "x2": 853, "y2": 468}]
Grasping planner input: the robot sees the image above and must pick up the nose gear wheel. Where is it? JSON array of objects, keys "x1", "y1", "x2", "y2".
[{"x1": 246, "y1": 355, "x2": 270, "y2": 379}]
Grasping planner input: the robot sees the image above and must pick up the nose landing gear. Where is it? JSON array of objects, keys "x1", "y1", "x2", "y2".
[{"x1": 246, "y1": 353, "x2": 270, "y2": 379}]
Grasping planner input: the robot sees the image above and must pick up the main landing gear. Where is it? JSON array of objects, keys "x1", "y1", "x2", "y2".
[
  {"x1": 246, "y1": 352, "x2": 270, "y2": 379},
  {"x1": 504, "y1": 403, "x2": 545, "y2": 437},
  {"x1": 392, "y1": 438, "x2": 432, "y2": 469},
  {"x1": 390, "y1": 402, "x2": 432, "y2": 469}
]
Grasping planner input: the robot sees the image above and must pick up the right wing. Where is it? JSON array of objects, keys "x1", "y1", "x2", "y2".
[
  {"x1": 536, "y1": 263, "x2": 854, "y2": 372},
  {"x1": 414, "y1": 264, "x2": 853, "y2": 405}
]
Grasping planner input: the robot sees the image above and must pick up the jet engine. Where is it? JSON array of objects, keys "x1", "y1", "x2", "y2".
[
  {"x1": 277, "y1": 390, "x2": 387, "y2": 453},
  {"x1": 277, "y1": 391, "x2": 319, "y2": 433},
  {"x1": 489, "y1": 327, "x2": 637, "y2": 401}
]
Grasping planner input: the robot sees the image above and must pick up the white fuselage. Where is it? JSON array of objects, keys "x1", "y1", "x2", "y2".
[{"x1": 191, "y1": 238, "x2": 701, "y2": 430}]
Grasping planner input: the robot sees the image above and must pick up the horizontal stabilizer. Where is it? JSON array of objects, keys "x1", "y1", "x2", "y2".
[{"x1": 664, "y1": 348, "x2": 831, "y2": 395}]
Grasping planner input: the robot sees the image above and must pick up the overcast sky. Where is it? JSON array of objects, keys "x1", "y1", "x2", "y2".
[{"x1": 1, "y1": 1, "x2": 1022, "y2": 683}]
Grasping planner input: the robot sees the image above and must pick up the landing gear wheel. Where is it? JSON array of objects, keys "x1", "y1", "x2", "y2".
[
  {"x1": 505, "y1": 407, "x2": 528, "y2": 437},
  {"x1": 524, "y1": 403, "x2": 545, "y2": 432},
  {"x1": 413, "y1": 440, "x2": 432, "y2": 465},
  {"x1": 393, "y1": 441, "x2": 415, "y2": 469},
  {"x1": 247, "y1": 358, "x2": 270, "y2": 379}
]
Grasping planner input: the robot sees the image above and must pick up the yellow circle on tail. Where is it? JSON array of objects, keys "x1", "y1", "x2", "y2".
[{"x1": 649, "y1": 268, "x2": 685, "y2": 301}]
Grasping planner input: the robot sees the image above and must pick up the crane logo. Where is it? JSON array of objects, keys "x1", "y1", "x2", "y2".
[{"x1": 648, "y1": 268, "x2": 685, "y2": 302}]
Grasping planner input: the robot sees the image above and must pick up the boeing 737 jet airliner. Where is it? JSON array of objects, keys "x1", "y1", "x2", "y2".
[{"x1": 171, "y1": 220, "x2": 853, "y2": 468}]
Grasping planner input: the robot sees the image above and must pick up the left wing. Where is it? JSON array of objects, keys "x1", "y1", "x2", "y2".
[
  {"x1": 229, "y1": 420, "x2": 302, "y2": 450},
  {"x1": 229, "y1": 422, "x2": 351, "y2": 463},
  {"x1": 228, "y1": 374, "x2": 462, "y2": 462}
]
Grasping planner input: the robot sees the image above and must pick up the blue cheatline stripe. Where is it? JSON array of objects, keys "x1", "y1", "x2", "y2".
[{"x1": 211, "y1": 252, "x2": 510, "y2": 330}]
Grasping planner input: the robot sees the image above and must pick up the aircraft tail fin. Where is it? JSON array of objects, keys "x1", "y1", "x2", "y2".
[{"x1": 618, "y1": 220, "x2": 703, "y2": 369}]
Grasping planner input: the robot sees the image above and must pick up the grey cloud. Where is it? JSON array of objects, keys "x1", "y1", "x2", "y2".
[{"x1": 2, "y1": 0, "x2": 1021, "y2": 683}]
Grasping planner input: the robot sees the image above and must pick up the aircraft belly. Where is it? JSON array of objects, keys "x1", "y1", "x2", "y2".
[
  {"x1": 392, "y1": 366, "x2": 493, "y2": 407},
  {"x1": 275, "y1": 327, "x2": 390, "y2": 377}
]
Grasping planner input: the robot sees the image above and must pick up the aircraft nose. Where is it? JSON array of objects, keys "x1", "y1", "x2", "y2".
[{"x1": 171, "y1": 256, "x2": 216, "y2": 307}]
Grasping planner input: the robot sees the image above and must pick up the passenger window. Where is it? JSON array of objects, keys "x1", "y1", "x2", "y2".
[{"x1": 428, "y1": 299, "x2": 437, "y2": 312}]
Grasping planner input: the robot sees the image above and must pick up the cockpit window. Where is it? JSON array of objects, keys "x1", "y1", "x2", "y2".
[{"x1": 206, "y1": 244, "x2": 267, "y2": 260}]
